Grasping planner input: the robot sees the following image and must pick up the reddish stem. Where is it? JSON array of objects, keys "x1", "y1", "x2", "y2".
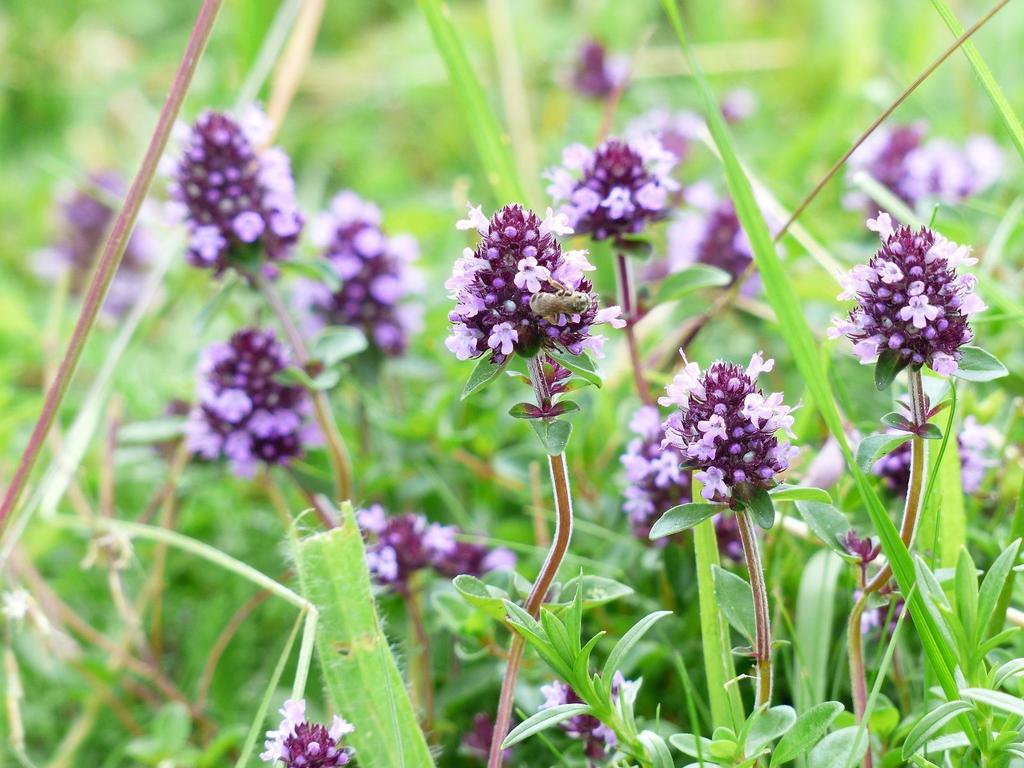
[{"x1": 616, "y1": 253, "x2": 653, "y2": 405}]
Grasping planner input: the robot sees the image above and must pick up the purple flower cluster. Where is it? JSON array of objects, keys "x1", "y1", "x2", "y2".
[
  {"x1": 538, "y1": 673, "x2": 636, "y2": 759},
  {"x1": 261, "y1": 699, "x2": 354, "y2": 767},
  {"x1": 36, "y1": 172, "x2": 152, "y2": 317},
  {"x1": 185, "y1": 328, "x2": 313, "y2": 477},
  {"x1": 546, "y1": 137, "x2": 679, "y2": 241},
  {"x1": 855, "y1": 590, "x2": 905, "y2": 638},
  {"x1": 297, "y1": 190, "x2": 421, "y2": 356},
  {"x1": 831, "y1": 213, "x2": 985, "y2": 376},
  {"x1": 170, "y1": 107, "x2": 303, "y2": 274},
  {"x1": 462, "y1": 713, "x2": 510, "y2": 762},
  {"x1": 660, "y1": 352, "x2": 797, "y2": 504},
  {"x1": 445, "y1": 204, "x2": 623, "y2": 364},
  {"x1": 664, "y1": 183, "x2": 756, "y2": 285},
  {"x1": 621, "y1": 406, "x2": 691, "y2": 540},
  {"x1": 846, "y1": 123, "x2": 1002, "y2": 211},
  {"x1": 872, "y1": 416, "x2": 995, "y2": 495},
  {"x1": 626, "y1": 108, "x2": 703, "y2": 163},
  {"x1": 572, "y1": 39, "x2": 627, "y2": 98},
  {"x1": 357, "y1": 505, "x2": 515, "y2": 593}
]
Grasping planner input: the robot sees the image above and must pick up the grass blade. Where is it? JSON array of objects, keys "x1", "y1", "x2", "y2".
[
  {"x1": 659, "y1": 0, "x2": 972, "y2": 742},
  {"x1": 417, "y1": 0, "x2": 526, "y2": 204},
  {"x1": 291, "y1": 502, "x2": 434, "y2": 768}
]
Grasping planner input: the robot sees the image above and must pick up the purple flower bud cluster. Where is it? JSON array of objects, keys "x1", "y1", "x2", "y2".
[
  {"x1": 185, "y1": 328, "x2": 313, "y2": 477},
  {"x1": 462, "y1": 713, "x2": 511, "y2": 762},
  {"x1": 844, "y1": 530, "x2": 882, "y2": 585},
  {"x1": 297, "y1": 190, "x2": 421, "y2": 356},
  {"x1": 831, "y1": 213, "x2": 985, "y2": 376},
  {"x1": 621, "y1": 406, "x2": 692, "y2": 541},
  {"x1": 713, "y1": 513, "x2": 745, "y2": 563},
  {"x1": 445, "y1": 204, "x2": 624, "y2": 364},
  {"x1": 357, "y1": 505, "x2": 515, "y2": 594},
  {"x1": 872, "y1": 416, "x2": 995, "y2": 496},
  {"x1": 538, "y1": 672, "x2": 636, "y2": 759},
  {"x1": 36, "y1": 172, "x2": 152, "y2": 317},
  {"x1": 261, "y1": 699, "x2": 354, "y2": 767},
  {"x1": 846, "y1": 123, "x2": 1002, "y2": 211},
  {"x1": 572, "y1": 39, "x2": 628, "y2": 99},
  {"x1": 546, "y1": 137, "x2": 680, "y2": 241},
  {"x1": 170, "y1": 107, "x2": 303, "y2": 274},
  {"x1": 664, "y1": 183, "x2": 756, "y2": 286},
  {"x1": 660, "y1": 352, "x2": 797, "y2": 504}
]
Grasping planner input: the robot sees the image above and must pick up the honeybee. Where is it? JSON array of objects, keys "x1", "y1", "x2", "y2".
[{"x1": 529, "y1": 278, "x2": 592, "y2": 323}]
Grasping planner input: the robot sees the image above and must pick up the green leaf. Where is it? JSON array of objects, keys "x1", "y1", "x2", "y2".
[
  {"x1": 548, "y1": 350, "x2": 603, "y2": 388},
  {"x1": 961, "y1": 688, "x2": 1024, "y2": 718},
  {"x1": 117, "y1": 417, "x2": 185, "y2": 444},
  {"x1": 600, "y1": 611, "x2": 672, "y2": 692},
  {"x1": 311, "y1": 326, "x2": 368, "y2": 366},
  {"x1": 309, "y1": 368, "x2": 342, "y2": 391},
  {"x1": 529, "y1": 419, "x2": 573, "y2": 456},
  {"x1": 280, "y1": 258, "x2": 342, "y2": 291},
  {"x1": 794, "y1": 555, "x2": 844, "y2": 714},
  {"x1": 557, "y1": 575, "x2": 634, "y2": 609},
  {"x1": 462, "y1": 355, "x2": 510, "y2": 400},
  {"x1": 770, "y1": 702, "x2": 844, "y2": 766},
  {"x1": 855, "y1": 433, "x2": 913, "y2": 473},
  {"x1": 954, "y1": 548, "x2": 979, "y2": 647},
  {"x1": 655, "y1": 264, "x2": 733, "y2": 305},
  {"x1": 993, "y1": 658, "x2": 1024, "y2": 688},
  {"x1": 416, "y1": 0, "x2": 524, "y2": 203},
  {"x1": 617, "y1": 238, "x2": 654, "y2": 258},
  {"x1": 874, "y1": 349, "x2": 909, "y2": 391},
  {"x1": 880, "y1": 411, "x2": 913, "y2": 431},
  {"x1": 638, "y1": 730, "x2": 676, "y2": 768},
  {"x1": 670, "y1": 733, "x2": 715, "y2": 758},
  {"x1": 508, "y1": 402, "x2": 541, "y2": 420},
  {"x1": 649, "y1": 502, "x2": 724, "y2": 539},
  {"x1": 768, "y1": 484, "x2": 832, "y2": 504},
  {"x1": 901, "y1": 701, "x2": 974, "y2": 759},
  {"x1": 291, "y1": 503, "x2": 434, "y2": 768},
  {"x1": 953, "y1": 346, "x2": 1008, "y2": 382},
  {"x1": 978, "y1": 539, "x2": 1022, "y2": 644},
  {"x1": 712, "y1": 565, "x2": 755, "y2": 644},
  {"x1": 501, "y1": 704, "x2": 592, "y2": 749},
  {"x1": 806, "y1": 726, "x2": 866, "y2": 768},
  {"x1": 452, "y1": 574, "x2": 510, "y2": 621},
  {"x1": 794, "y1": 502, "x2": 854, "y2": 560},
  {"x1": 747, "y1": 706, "x2": 796, "y2": 754},
  {"x1": 743, "y1": 487, "x2": 776, "y2": 529}
]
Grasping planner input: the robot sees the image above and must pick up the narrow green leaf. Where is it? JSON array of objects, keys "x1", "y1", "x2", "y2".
[
  {"x1": 600, "y1": 610, "x2": 672, "y2": 691},
  {"x1": 920, "y1": 421, "x2": 964, "y2": 569},
  {"x1": 770, "y1": 702, "x2": 844, "y2": 767},
  {"x1": 855, "y1": 433, "x2": 914, "y2": 473},
  {"x1": 417, "y1": 0, "x2": 525, "y2": 203},
  {"x1": 548, "y1": 350, "x2": 603, "y2": 388},
  {"x1": 953, "y1": 346, "x2": 1008, "y2": 382},
  {"x1": 960, "y1": 688, "x2": 1024, "y2": 718},
  {"x1": 981, "y1": 539, "x2": 1022, "y2": 642},
  {"x1": 712, "y1": 565, "x2": 756, "y2": 644},
  {"x1": 901, "y1": 701, "x2": 974, "y2": 759},
  {"x1": 768, "y1": 484, "x2": 832, "y2": 504},
  {"x1": 793, "y1": 554, "x2": 844, "y2": 714},
  {"x1": 993, "y1": 658, "x2": 1024, "y2": 689},
  {"x1": 649, "y1": 502, "x2": 724, "y2": 539},
  {"x1": 462, "y1": 355, "x2": 510, "y2": 400},
  {"x1": 501, "y1": 704, "x2": 592, "y2": 748},
  {"x1": 655, "y1": 264, "x2": 733, "y2": 305},
  {"x1": 452, "y1": 574, "x2": 510, "y2": 621},
  {"x1": 638, "y1": 730, "x2": 676, "y2": 768},
  {"x1": 954, "y1": 548, "x2": 979, "y2": 645},
  {"x1": 292, "y1": 503, "x2": 434, "y2": 768},
  {"x1": 557, "y1": 574, "x2": 634, "y2": 609},
  {"x1": 874, "y1": 349, "x2": 908, "y2": 391}
]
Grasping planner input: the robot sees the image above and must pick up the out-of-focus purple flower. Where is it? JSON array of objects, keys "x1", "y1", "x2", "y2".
[
  {"x1": 801, "y1": 435, "x2": 850, "y2": 492},
  {"x1": 626, "y1": 108, "x2": 703, "y2": 163},
  {"x1": 873, "y1": 417, "x2": 996, "y2": 496},
  {"x1": 170, "y1": 107, "x2": 303, "y2": 274},
  {"x1": 462, "y1": 713, "x2": 511, "y2": 762},
  {"x1": 855, "y1": 590, "x2": 905, "y2": 638},
  {"x1": 296, "y1": 190, "x2": 422, "y2": 356},
  {"x1": 445, "y1": 204, "x2": 623, "y2": 364},
  {"x1": 713, "y1": 513, "x2": 745, "y2": 562},
  {"x1": 185, "y1": 328, "x2": 312, "y2": 477},
  {"x1": 572, "y1": 39, "x2": 628, "y2": 98},
  {"x1": 845, "y1": 123, "x2": 1002, "y2": 211},
  {"x1": 539, "y1": 672, "x2": 636, "y2": 759},
  {"x1": 261, "y1": 699, "x2": 354, "y2": 767},
  {"x1": 830, "y1": 213, "x2": 984, "y2": 376},
  {"x1": 621, "y1": 405, "x2": 691, "y2": 541},
  {"x1": 721, "y1": 87, "x2": 758, "y2": 123},
  {"x1": 36, "y1": 172, "x2": 152, "y2": 317},
  {"x1": 546, "y1": 137, "x2": 679, "y2": 242},
  {"x1": 662, "y1": 182, "x2": 758, "y2": 288},
  {"x1": 357, "y1": 506, "x2": 513, "y2": 592},
  {"x1": 660, "y1": 352, "x2": 797, "y2": 505}
]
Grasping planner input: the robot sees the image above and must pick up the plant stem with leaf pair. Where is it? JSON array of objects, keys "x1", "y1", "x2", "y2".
[
  {"x1": 735, "y1": 508, "x2": 773, "y2": 707},
  {"x1": 616, "y1": 253, "x2": 653, "y2": 406},
  {"x1": 253, "y1": 272, "x2": 354, "y2": 507},
  {"x1": 848, "y1": 367, "x2": 928, "y2": 768},
  {"x1": 488, "y1": 356, "x2": 575, "y2": 768}
]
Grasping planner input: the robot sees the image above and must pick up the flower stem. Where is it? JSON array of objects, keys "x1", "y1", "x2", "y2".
[
  {"x1": 847, "y1": 367, "x2": 928, "y2": 768},
  {"x1": 254, "y1": 272, "x2": 354, "y2": 504},
  {"x1": 0, "y1": 0, "x2": 224, "y2": 538},
  {"x1": 404, "y1": 588, "x2": 436, "y2": 738},
  {"x1": 735, "y1": 509, "x2": 772, "y2": 707},
  {"x1": 615, "y1": 253, "x2": 653, "y2": 406},
  {"x1": 488, "y1": 359, "x2": 575, "y2": 768}
]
